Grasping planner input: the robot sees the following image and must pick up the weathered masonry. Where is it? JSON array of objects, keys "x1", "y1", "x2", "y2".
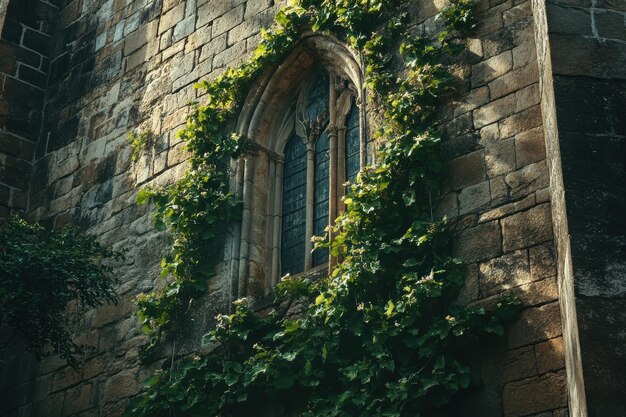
[{"x1": 0, "y1": 0, "x2": 624, "y2": 416}]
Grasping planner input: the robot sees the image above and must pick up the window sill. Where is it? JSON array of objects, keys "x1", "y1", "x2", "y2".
[{"x1": 250, "y1": 263, "x2": 329, "y2": 312}]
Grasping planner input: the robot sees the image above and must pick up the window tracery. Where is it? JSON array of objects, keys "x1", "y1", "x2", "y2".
[
  {"x1": 278, "y1": 67, "x2": 360, "y2": 276},
  {"x1": 230, "y1": 36, "x2": 366, "y2": 304}
]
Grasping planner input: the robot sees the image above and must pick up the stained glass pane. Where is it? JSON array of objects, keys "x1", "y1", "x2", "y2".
[
  {"x1": 313, "y1": 130, "x2": 329, "y2": 266},
  {"x1": 346, "y1": 99, "x2": 360, "y2": 184},
  {"x1": 281, "y1": 134, "x2": 307, "y2": 275},
  {"x1": 306, "y1": 70, "x2": 329, "y2": 123}
]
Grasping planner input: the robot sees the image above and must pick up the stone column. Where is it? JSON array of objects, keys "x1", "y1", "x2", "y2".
[
  {"x1": 337, "y1": 125, "x2": 347, "y2": 214},
  {"x1": 237, "y1": 155, "x2": 256, "y2": 298},
  {"x1": 327, "y1": 78, "x2": 339, "y2": 268},
  {"x1": 271, "y1": 160, "x2": 284, "y2": 287},
  {"x1": 327, "y1": 124, "x2": 339, "y2": 269},
  {"x1": 304, "y1": 144, "x2": 315, "y2": 270},
  {"x1": 229, "y1": 158, "x2": 245, "y2": 308}
]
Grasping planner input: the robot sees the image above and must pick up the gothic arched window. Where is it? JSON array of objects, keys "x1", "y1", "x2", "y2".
[
  {"x1": 231, "y1": 37, "x2": 365, "y2": 303},
  {"x1": 279, "y1": 67, "x2": 360, "y2": 276}
]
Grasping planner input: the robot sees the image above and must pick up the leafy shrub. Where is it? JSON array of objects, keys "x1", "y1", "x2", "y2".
[{"x1": 0, "y1": 216, "x2": 121, "y2": 368}]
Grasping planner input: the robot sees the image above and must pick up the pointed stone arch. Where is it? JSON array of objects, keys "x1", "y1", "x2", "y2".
[{"x1": 228, "y1": 34, "x2": 367, "y2": 306}]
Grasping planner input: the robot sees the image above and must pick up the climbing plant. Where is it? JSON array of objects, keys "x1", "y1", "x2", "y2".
[
  {"x1": 0, "y1": 216, "x2": 121, "y2": 369},
  {"x1": 129, "y1": 0, "x2": 519, "y2": 415}
]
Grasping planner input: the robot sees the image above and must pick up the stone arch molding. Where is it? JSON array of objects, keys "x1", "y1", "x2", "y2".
[{"x1": 227, "y1": 34, "x2": 367, "y2": 306}]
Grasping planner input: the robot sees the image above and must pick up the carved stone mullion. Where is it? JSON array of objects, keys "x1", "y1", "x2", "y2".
[
  {"x1": 337, "y1": 125, "x2": 347, "y2": 214},
  {"x1": 328, "y1": 77, "x2": 344, "y2": 269},
  {"x1": 304, "y1": 143, "x2": 315, "y2": 271},
  {"x1": 237, "y1": 155, "x2": 256, "y2": 298},
  {"x1": 229, "y1": 158, "x2": 245, "y2": 310},
  {"x1": 265, "y1": 156, "x2": 276, "y2": 293},
  {"x1": 327, "y1": 124, "x2": 339, "y2": 270},
  {"x1": 271, "y1": 160, "x2": 284, "y2": 287}
]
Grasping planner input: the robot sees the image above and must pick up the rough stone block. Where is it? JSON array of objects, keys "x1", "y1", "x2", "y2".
[
  {"x1": 546, "y1": 3, "x2": 592, "y2": 36},
  {"x1": 499, "y1": 105, "x2": 542, "y2": 139},
  {"x1": 479, "y1": 193, "x2": 536, "y2": 223},
  {"x1": 104, "y1": 370, "x2": 141, "y2": 400},
  {"x1": 92, "y1": 298, "x2": 134, "y2": 328},
  {"x1": 515, "y1": 83, "x2": 540, "y2": 113},
  {"x1": 515, "y1": 126, "x2": 545, "y2": 168},
  {"x1": 474, "y1": 93, "x2": 516, "y2": 128},
  {"x1": 63, "y1": 383, "x2": 93, "y2": 415},
  {"x1": 475, "y1": 7, "x2": 504, "y2": 37},
  {"x1": 550, "y1": 34, "x2": 626, "y2": 79},
  {"x1": 196, "y1": 0, "x2": 233, "y2": 28},
  {"x1": 478, "y1": 122, "x2": 500, "y2": 146},
  {"x1": 0, "y1": 132, "x2": 35, "y2": 161},
  {"x1": 453, "y1": 220, "x2": 502, "y2": 262},
  {"x1": 173, "y1": 15, "x2": 195, "y2": 42},
  {"x1": 199, "y1": 33, "x2": 227, "y2": 63},
  {"x1": 31, "y1": 391, "x2": 64, "y2": 417},
  {"x1": 245, "y1": 0, "x2": 273, "y2": 18},
  {"x1": 101, "y1": 398, "x2": 130, "y2": 417},
  {"x1": 479, "y1": 249, "x2": 531, "y2": 296},
  {"x1": 444, "y1": 150, "x2": 486, "y2": 190},
  {"x1": 535, "y1": 337, "x2": 565, "y2": 374},
  {"x1": 503, "y1": 2, "x2": 532, "y2": 25},
  {"x1": 18, "y1": 65, "x2": 47, "y2": 89},
  {"x1": 443, "y1": 112, "x2": 473, "y2": 137},
  {"x1": 3, "y1": 76, "x2": 45, "y2": 107},
  {"x1": 529, "y1": 243, "x2": 557, "y2": 280},
  {"x1": 457, "y1": 264, "x2": 480, "y2": 305},
  {"x1": 512, "y1": 36, "x2": 537, "y2": 69},
  {"x1": 503, "y1": 345, "x2": 537, "y2": 383},
  {"x1": 504, "y1": 160, "x2": 549, "y2": 198},
  {"x1": 472, "y1": 50, "x2": 513, "y2": 87},
  {"x1": 158, "y1": 2, "x2": 185, "y2": 34},
  {"x1": 595, "y1": 9, "x2": 626, "y2": 41},
  {"x1": 212, "y1": 4, "x2": 244, "y2": 37},
  {"x1": 51, "y1": 366, "x2": 82, "y2": 392},
  {"x1": 488, "y1": 63, "x2": 538, "y2": 100},
  {"x1": 596, "y1": 0, "x2": 626, "y2": 11},
  {"x1": 511, "y1": 276, "x2": 559, "y2": 307},
  {"x1": 184, "y1": 23, "x2": 212, "y2": 54},
  {"x1": 502, "y1": 203, "x2": 553, "y2": 252},
  {"x1": 485, "y1": 137, "x2": 516, "y2": 177},
  {"x1": 508, "y1": 302, "x2": 562, "y2": 349},
  {"x1": 459, "y1": 180, "x2": 491, "y2": 214},
  {"x1": 213, "y1": 39, "x2": 246, "y2": 69},
  {"x1": 503, "y1": 371, "x2": 567, "y2": 417},
  {"x1": 454, "y1": 86, "x2": 490, "y2": 117},
  {"x1": 124, "y1": 20, "x2": 158, "y2": 55},
  {"x1": 228, "y1": 18, "x2": 263, "y2": 46}
]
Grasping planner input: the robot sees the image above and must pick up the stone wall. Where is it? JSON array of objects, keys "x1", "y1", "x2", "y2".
[
  {"x1": 0, "y1": 0, "x2": 583, "y2": 416},
  {"x1": 437, "y1": 1, "x2": 567, "y2": 415},
  {"x1": 0, "y1": 0, "x2": 57, "y2": 217},
  {"x1": 534, "y1": 1, "x2": 626, "y2": 416}
]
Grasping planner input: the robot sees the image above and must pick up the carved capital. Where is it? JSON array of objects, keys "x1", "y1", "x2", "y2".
[{"x1": 327, "y1": 124, "x2": 339, "y2": 138}]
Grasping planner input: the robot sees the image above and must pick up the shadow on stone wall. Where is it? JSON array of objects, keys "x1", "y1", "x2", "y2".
[{"x1": 0, "y1": 0, "x2": 575, "y2": 416}]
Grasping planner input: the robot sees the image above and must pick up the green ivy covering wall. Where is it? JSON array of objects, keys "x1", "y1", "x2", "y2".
[{"x1": 128, "y1": 1, "x2": 519, "y2": 415}]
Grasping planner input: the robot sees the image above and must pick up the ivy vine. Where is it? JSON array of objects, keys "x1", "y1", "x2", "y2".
[{"x1": 129, "y1": 0, "x2": 519, "y2": 415}]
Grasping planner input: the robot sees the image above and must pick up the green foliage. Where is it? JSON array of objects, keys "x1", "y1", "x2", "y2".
[
  {"x1": 127, "y1": 0, "x2": 521, "y2": 416},
  {"x1": 128, "y1": 130, "x2": 154, "y2": 162},
  {"x1": 133, "y1": 4, "x2": 309, "y2": 359},
  {"x1": 0, "y1": 216, "x2": 121, "y2": 369}
]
